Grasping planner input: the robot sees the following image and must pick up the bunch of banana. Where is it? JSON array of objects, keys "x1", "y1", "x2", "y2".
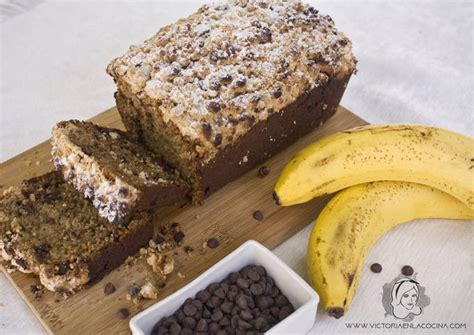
[{"x1": 274, "y1": 124, "x2": 474, "y2": 318}]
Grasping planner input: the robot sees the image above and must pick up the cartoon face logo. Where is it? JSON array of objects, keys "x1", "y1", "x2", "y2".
[
  {"x1": 382, "y1": 275, "x2": 430, "y2": 321},
  {"x1": 391, "y1": 278, "x2": 422, "y2": 319}
]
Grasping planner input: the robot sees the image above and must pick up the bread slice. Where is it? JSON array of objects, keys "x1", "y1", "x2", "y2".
[
  {"x1": 51, "y1": 120, "x2": 189, "y2": 224},
  {"x1": 0, "y1": 172, "x2": 153, "y2": 292}
]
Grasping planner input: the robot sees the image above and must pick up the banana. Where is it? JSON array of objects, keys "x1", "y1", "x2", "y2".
[
  {"x1": 307, "y1": 181, "x2": 474, "y2": 319},
  {"x1": 274, "y1": 124, "x2": 474, "y2": 208}
]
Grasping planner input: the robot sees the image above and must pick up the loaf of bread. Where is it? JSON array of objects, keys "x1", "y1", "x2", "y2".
[
  {"x1": 0, "y1": 172, "x2": 153, "y2": 292},
  {"x1": 107, "y1": 0, "x2": 356, "y2": 201},
  {"x1": 51, "y1": 120, "x2": 189, "y2": 224}
]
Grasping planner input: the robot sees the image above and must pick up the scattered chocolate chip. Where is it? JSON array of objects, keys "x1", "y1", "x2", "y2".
[
  {"x1": 252, "y1": 210, "x2": 265, "y2": 222},
  {"x1": 117, "y1": 308, "x2": 130, "y2": 319},
  {"x1": 202, "y1": 122, "x2": 213, "y2": 140},
  {"x1": 104, "y1": 282, "x2": 116, "y2": 295},
  {"x1": 30, "y1": 284, "x2": 44, "y2": 299},
  {"x1": 182, "y1": 316, "x2": 196, "y2": 329},
  {"x1": 128, "y1": 283, "x2": 141, "y2": 297},
  {"x1": 207, "y1": 238, "x2": 220, "y2": 249},
  {"x1": 173, "y1": 231, "x2": 185, "y2": 244},
  {"x1": 370, "y1": 263, "x2": 382, "y2": 273},
  {"x1": 208, "y1": 101, "x2": 221, "y2": 112},
  {"x1": 401, "y1": 265, "x2": 414, "y2": 276},
  {"x1": 258, "y1": 166, "x2": 270, "y2": 177}
]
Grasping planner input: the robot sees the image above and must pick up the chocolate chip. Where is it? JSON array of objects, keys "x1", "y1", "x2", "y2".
[
  {"x1": 209, "y1": 322, "x2": 220, "y2": 332},
  {"x1": 211, "y1": 310, "x2": 224, "y2": 322},
  {"x1": 220, "y1": 73, "x2": 233, "y2": 84},
  {"x1": 117, "y1": 308, "x2": 129, "y2": 319},
  {"x1": 250, "y1": 283, "x2": 264, "y2": 296},
  {"x1": 221, "y1": 301, "x2": 234, "y2": 314},
  {"x1": 197, "y1": 289, "x2": 211, "y2": 303},
  {"x1": 227, "y1": 272, "x2": 241, "y2": 284},
  {"x1": 219, "y1": 316, "x2": 231, "y2": 326},
  {"x1": 256, "y1": 295, "x2": 270, "y2": 310},
  {"x1": 209, "y1": 81, "x2": 222, "y2": 90},
  {"x1": 370, "y1": 263, "x2": 382, "y2": 273},
  {"x1": 214, "y1": 287, "x2": 226, "y2": 299},
  {"x1": 240, "y1": 309, "x2": 253, "y2": 321},
  {"x1": 260, "y1": 27, "x2": 272, "y2": 43},
  {"x1": 180, "y1": 329, "x2": 193, "y2": 335},
  {"x1": 236, "y1": 294, "x2": 248, "y2": 309},
  {"x1": 236, "y1": 77, "x2": 247, "y2": 87},
  {"x1": 208, "y1": 101, "x2": 221, "y2": 112},
  {"x1": 202, "y1": 306, "x2": 212, "y2": 318},
  {"x1": 196, "y1": 319, "x2": 208, "y2": 332},
  {"x1": 118, "y1": 187, "x2": 129, "y2": 197},
  {"x1": 275, "y1": 295, "x2": 289, "y2": 307},
  {"x1": 401, "y1": 265, "x2": 414, "y2": 276},
  {"x1": 207, "y1": 238, "x2": 220, "y2": 249},
  {"x1": 255, "y1": 316, "x2": 268, "y2": 330},
  {"x1": 173, "y1": 231, "x2": 185, "y2": 244},
  {"x1": 273, "y1": 87, "x2": 282, "y2": 98},
  {"x1": 182, "y1": 316, "x2": 196, "y2": 329},
  {"x1": 236, "y1": 278, "x2": 250, "y2": 290},
  {"x1": 128, "y1": 283, "x2": 141, "y2": 297},
  {"x1": 183, "y1": 303, "x2": 197, "y2": 316},
  {"x1": 202, "y1": 122, "x2": 212, "y2": 140},
  {"x1": 278, "y1": 306, "x2": 291, "y2": 321},
  {"x1": 104, "y1": 282, "x2": 116, "y2": 295},
  {"x1": 238, "y1": 319, "x2": 252, "y2": 330},
  {"x1": 258, "y1": 166, "x2": 270, "y2": 177},
  {"x1": 252, "y1": 210, "x2": 264, "y2": 222},
  {"x1": 34, "y1": 244, "x2": 51, "y2": 262},
  {"x1": 155, "y1": 235, "x2": 165, "y2": 244},
  {"x1": 214, "y1": 133, "x2": 223, "y2": 146},
  {"x1": 14, "y1": 257, "x2": 28, "y2": 270},
  {"x1": 169, "y1": 323, "x2": 181, "y2": 335},
  {"x1": 57, "y1": 262, "x2": 69, "y2": 275}
]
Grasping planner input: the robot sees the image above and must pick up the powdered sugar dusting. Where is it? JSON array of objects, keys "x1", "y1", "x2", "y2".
[{"x1": 107, "y1": 0, "x2": 356, "y2": 161}]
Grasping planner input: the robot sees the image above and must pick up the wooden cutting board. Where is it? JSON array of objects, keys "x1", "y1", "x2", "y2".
[{"x1": 0, "y1": 105, "x2": 367, "y2": 334}]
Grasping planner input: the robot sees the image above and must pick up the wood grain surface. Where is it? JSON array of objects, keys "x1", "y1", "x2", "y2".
[{"x1": 0, "y1": 106, "x2": 367, "y2": 334}]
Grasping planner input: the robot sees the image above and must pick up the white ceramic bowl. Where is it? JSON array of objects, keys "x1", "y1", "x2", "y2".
[{"x1": 130, "y1": 240, "x2": 319, "y2": 334}]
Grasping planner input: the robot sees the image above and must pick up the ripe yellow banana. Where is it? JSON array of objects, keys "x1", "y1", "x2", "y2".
[
  {"x1": 307, "y1": 181, "x2": 474, "y2": 319},
  {"x1": 274, "y1": 124, "x2": 474, "y2": 208}
]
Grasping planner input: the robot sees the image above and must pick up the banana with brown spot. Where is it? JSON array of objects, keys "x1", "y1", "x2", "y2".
[
  {"x1": 274, "y1": 124, "x2": 474, "y2": 209},
  {"x1": 307, "y1": 181, "x2": 474, "y2": 318}
]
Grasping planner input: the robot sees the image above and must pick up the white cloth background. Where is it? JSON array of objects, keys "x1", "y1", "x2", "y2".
[{"x1": 0, "y1": 0, "x2": 472, "y2": 334}]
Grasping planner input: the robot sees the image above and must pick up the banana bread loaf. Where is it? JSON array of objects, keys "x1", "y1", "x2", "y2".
[
  {"x1": 107, "y1": 0, "x2": 356, "y2": 201},
  {"x1": 0, "y1": 172, "x2": 153, "y2": 292},
  {"x1": 52, "y1": 120, "x2": 189, "y2": 224}
]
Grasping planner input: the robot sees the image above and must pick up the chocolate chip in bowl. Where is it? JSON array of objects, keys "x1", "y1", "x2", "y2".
[{"x1": 129, "y1": 241, "x2": 319, "y2": 334}]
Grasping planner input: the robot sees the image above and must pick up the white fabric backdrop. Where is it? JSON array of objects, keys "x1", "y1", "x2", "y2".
[{"x1": 0, "y1": 1, "x2": 472, "y2": 334}]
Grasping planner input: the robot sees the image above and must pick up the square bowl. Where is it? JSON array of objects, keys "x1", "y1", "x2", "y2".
[{"x1": 130, "y1": 240, "x2": 319, "y2": 334}]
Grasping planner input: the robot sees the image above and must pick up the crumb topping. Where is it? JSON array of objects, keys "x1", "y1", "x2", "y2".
[{"x1": 107, "y1": 0, "x2": 356, "y2": 161}]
